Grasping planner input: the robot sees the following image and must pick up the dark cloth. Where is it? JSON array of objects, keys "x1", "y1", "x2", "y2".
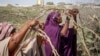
[{"x1": 59, "y1": 28, "x2": 77, "y2": 56}]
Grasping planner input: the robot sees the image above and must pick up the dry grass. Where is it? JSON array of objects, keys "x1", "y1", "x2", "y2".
[{"x1": 0, "y1": 5, "x2": 100, "y2": 56}]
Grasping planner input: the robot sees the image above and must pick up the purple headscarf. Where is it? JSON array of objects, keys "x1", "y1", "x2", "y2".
[{"x1": 44, "y1": 11, "x2": 61, "y2": 56}]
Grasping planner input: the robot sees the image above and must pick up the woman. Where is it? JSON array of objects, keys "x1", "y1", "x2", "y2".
[
  {"x1": 0, "y1": 19, "x2": 38, "y2": 56},
  {"x1": 59, "y1": 9, "x2": 78, "y2": 56},
  {"x1": 44, "y1": 9, "x2": 78, "y2": 56},
  {"x1": 44, "y1": 10, "x2": 69, "y2": 56}
]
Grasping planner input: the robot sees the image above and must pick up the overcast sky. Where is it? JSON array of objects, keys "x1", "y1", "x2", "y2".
[{"x1": 0, "y1": 0, "x2": 100, "y2": 6}]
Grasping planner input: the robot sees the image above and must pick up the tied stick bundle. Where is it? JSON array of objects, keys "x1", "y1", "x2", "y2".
[
  {"x1": 14, "y1": 29, "x2": 36, "y2": 56},
  {"x1": 15, "y1": 29, "x2": 60, "y2": 56},
  {"x1": 37, "y1": 29, "x2": 60, "y2": 56},
  {"x1": 14, "y1": 9, "x2": 48, "y2": 56},
  {"x1": 69, "y1": 11, "x2": 100, "y2": 56},
  {"x1": 14, "y1": 9, "x2": 60, "y2": 56}
]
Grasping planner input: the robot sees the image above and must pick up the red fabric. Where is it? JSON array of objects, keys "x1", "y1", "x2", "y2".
[{"x1": 42, "y1": 39, "x2": 47, "y2": 45}]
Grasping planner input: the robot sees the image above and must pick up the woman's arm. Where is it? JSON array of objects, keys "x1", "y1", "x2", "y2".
[
  {"x1": 8, "y1": 20, "x2": 38, "y2": 52},
  {"x1": 60, "y1": 17, "x2": 70, "y2": 36},
  {"x1": 60, "y1": 9, "x2": 78, "y2": 36}
]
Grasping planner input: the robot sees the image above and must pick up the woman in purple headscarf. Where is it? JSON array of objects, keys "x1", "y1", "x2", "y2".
[{"x1": 44, "y1": 9, "x2": 79, "y2": 56}]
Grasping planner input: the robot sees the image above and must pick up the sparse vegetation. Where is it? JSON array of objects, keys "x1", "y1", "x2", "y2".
[{"x1": 0, "y1": 4, "x2": 100, "y2": 56}]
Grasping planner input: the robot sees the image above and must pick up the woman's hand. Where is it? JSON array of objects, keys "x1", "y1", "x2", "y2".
[
  {"x1": 72, "y1": 9, "x2": 79, "y2": 16},
  {"x1": 65, "y1": 10, "x2": 74, "y2": 19},
  {"x1": 28, "y1": 19, "x2": 39, "y2": 27},
  {"x1": 65, "y1": 9, "x2": 79, "y2": 19}
]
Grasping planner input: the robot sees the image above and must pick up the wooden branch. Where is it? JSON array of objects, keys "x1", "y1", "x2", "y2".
[
  {"x1": 77, "y1": 29, "x2": 91, "y2": 56},
  {"x1": 72, "y1": 15, "x2": 100, "y2": 40},
  {"x1": 15, "y1": 28, "x2": 60, "y2": 56},
  {"x1": 14, "y1": 30, "x2": 36, "y2": 56},
  {"x1": 69, "y1": 13, "x2": 100, "y2": 56}
]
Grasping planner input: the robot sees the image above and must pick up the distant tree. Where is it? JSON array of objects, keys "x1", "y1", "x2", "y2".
[
  {"x1": 57, "y1": 2, "x2": 66, "y2": 5},
  {"x1": 7, "y1": 4, "x2": 14, "y2": 7},
  {"x1": 46, "y1": 2, "x2": 54, "y2": 5},
  {"x1": 66, "y1": 3, "x2": 72, "y2": 5},
  {"x1": 57, "y1": 2, "x2": 66, "y2": 9},
  {"x1": 96, "y1": 4, "x2": 100, "y2": 6},
  {"x1": 16, "y1": 4, "x2": 19, "y2": 6}
]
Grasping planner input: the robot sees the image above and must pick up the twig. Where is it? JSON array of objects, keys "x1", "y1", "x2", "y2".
[
  {"x1": 70, "y1": 14, "x2": 91, "y2": 56},
  {"x1": 77, "y1": 31, "x2": 91, "y2": 56},
  {"x1": 14, "y1": 29, "x2": 36, "y2": 56},
  {"x1": 70, "y1": 13, "x2": 100, "y2": 56},
  {"x1": 73, "y1": 14, "x2": 100, "y2": 40}
]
